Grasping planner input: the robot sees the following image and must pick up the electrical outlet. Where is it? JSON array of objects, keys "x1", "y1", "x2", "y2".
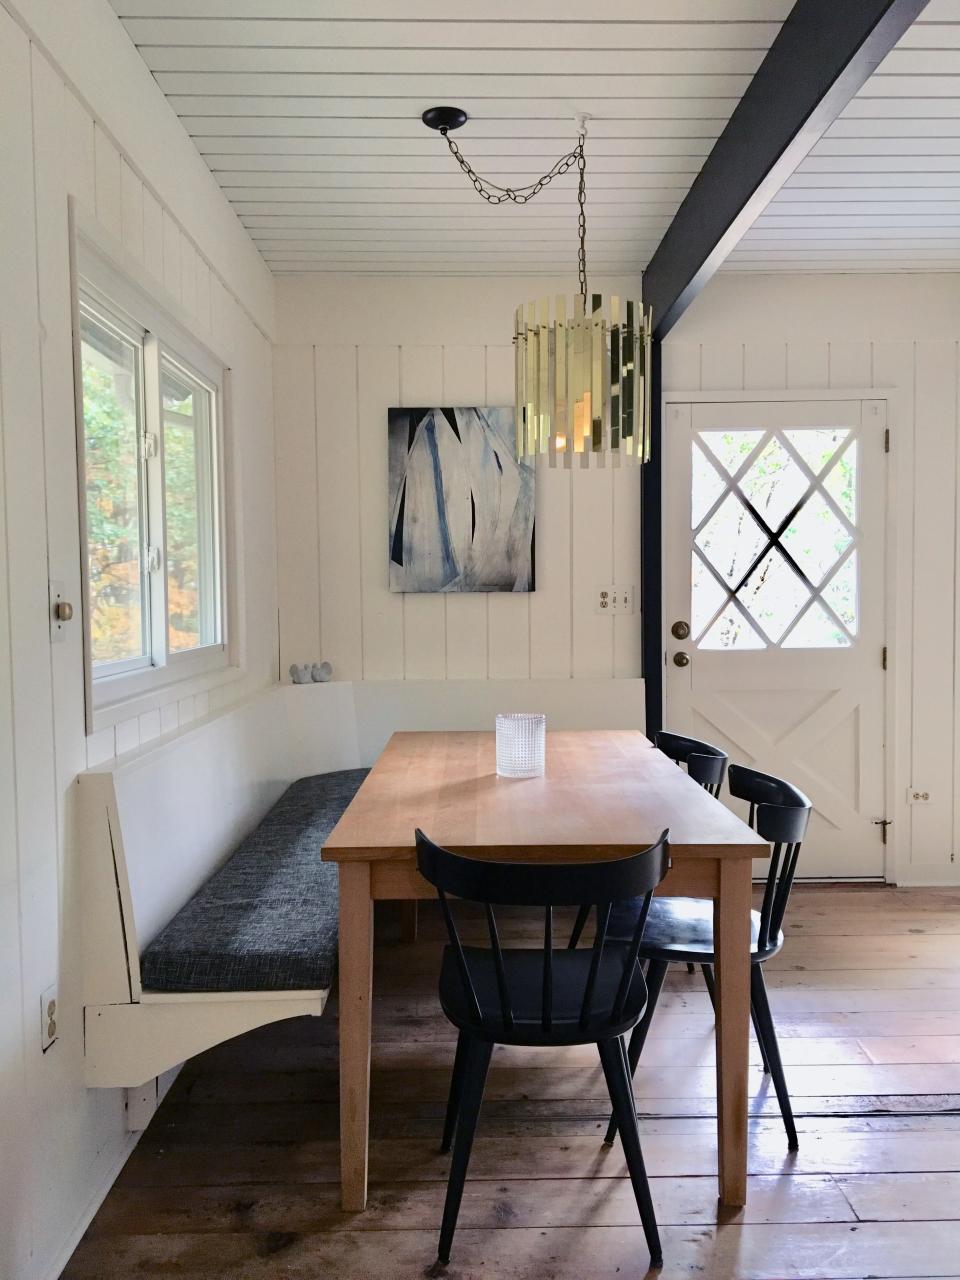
[
  {"x1": 907, "y1": 787, "x2": 931, "y2": 804},
  {"x1": 595, "y1": 585, "x2": 635, "y2": 615},
  {"x1": 41, "y1": 983, "x2": 58, "y2": 1051}
]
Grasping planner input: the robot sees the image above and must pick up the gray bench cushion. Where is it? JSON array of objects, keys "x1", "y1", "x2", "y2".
[{"x1": 140, "y1": 768, "x2": 369, "y2": 994}]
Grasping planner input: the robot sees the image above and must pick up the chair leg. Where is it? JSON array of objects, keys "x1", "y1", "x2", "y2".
[
  {"x1": 751, "y1": 1000, "x2": 772, "y2": 1074},
  {"x1": 598, "y1": 1037, "x2": 663, "y2": 1269},
  {"x1": 441, "y1": 1030, "x2": 469, "y2": 1153},
  {"x1": 700, "y1": 963, "x2": 717, "y2": 1012},
  {"x1": 750, "y1": 965, "x2": 798, "y2": 1151},
  {"x1": 604, "y1": 958, "x2": 669, "y2": 1146},
  {"x1": 686, "y1": 962, "x2": 696, "y2": 974},
  {"x1": 437, "y1": 1036, "x2": 493, "y2": 1264}
]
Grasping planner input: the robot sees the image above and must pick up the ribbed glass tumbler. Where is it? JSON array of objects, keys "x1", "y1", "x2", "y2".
[{"x1": 495, "y1": 713, "x2": 546, "y2": 779}]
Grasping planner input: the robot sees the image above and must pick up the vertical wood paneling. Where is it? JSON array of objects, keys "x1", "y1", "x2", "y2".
[
  {"x1": 273, "y1": 345, "x2": 320, "y2": 676},
  {"x1": 142, "y1": 186, "x2": 163, "y2": 283},
  {"x1": 161, "y1": 209, "x2": 180, "y2": 300},
  {"x1": 829, "y1": 340, "x2": 873, "y2": 389},
  {"x1": 119, "y1": 159, "x2": 144, "y2": 262},
  {"x1": 613, "y1": 463, "x2": 643, "y2": 678},
  {"x1": 912, "y1": 341, "x2": 958, "y2": 870},
  {"x1": 485, "y1": 343, "x2": 530, "y2": 678},
  {"x1": 743, "y1": 340, "x2": 787, "y2": 390},
  {"x1": 441, "y1": 345, "x2": 488, "y2": 679},
  {"x1": 195, "y1": 256, "x2": 211, "y2": 335},
  {"x1": 571, "y1": 463, "x2": 615, "y2": 678},
  {"x1": 357, "y1": 345, "x2": 404, "y2": 679},
  {"x1": 700, "y1": 341, "x2": 744, "y2": 391},
  {"x1": 179, "y1": 236, "x2": 198, "y2": 321},
  {"x1": 529, "y1": 458, "x2": 573, "y2": 678},
  {"x1": 0, "y1": 30, "x2": 61, "y2": 1276},
  {"x1": 662, "y1": 340, "x2": 701, "y2": 392},
  {"x1": 787, "y1": 341, "x2": 829, "y2": 389},
  {"x1": 399, "y1": 346, "x2": 446, "y2": 680},
  {"x1": 60, "y1": 72, "x2": 95, "y2": 212},
  {"x1": 315, "y1": 345, "x2": 363, "y2": 679},
  {"x1": 93, "y1": 125, "x2": 122, "y2": 238}
]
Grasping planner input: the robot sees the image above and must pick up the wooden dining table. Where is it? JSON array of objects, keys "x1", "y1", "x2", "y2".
[{"x1": 322, "y1": 728, "x2": 768, "y2": 1213}]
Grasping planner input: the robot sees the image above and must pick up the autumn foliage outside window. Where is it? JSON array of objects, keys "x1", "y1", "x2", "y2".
[{"x1": 78, "y1": 295, "x2": 223, "y2": 686}]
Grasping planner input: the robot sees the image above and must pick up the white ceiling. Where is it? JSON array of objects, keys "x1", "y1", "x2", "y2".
[
  {"x1": 110, "y1": 0, "x2": 960, "y2": 278},
  {"x1": 109, "y1": 0, "x2": 791, "y2": 275},
  {"x1": 731, "y1": 0, "x2": 960, "y2": 273}
]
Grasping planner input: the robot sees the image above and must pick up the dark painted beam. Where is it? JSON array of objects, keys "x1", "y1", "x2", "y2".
[
  {"x1": 640, "y1": 0, "x2": 928, "y2": 736},
  {"x1": 643, "y1": 0, "x2": 929, "y2": 342}
]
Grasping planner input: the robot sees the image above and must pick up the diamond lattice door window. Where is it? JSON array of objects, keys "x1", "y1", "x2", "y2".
[{"x1": 664, "y1": 396, "x2": 887, "y2": 880}]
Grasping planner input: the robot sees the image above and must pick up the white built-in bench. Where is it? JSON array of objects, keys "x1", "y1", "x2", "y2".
[
  {"x1": 78, "y1": 678, "x2": 646, "y2": 1088},
  {"x1": 78, "y1": 686, "x2": 364, "y2": 1088}
]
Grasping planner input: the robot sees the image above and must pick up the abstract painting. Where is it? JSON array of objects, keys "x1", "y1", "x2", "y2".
[{"x1": 388, "y1": 406, "x2": 535, "y2": 593}]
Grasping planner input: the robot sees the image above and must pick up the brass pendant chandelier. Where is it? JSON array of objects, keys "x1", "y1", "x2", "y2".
[{"x1": 423, "y1": 106, "x2": 652, "y2": 468}]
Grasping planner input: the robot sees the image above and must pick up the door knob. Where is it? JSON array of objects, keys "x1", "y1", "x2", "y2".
[
  {"x1": 54, "y1": 600, "x2": 74, "y2": 622},
  {"x1": 673, "y1": 651, "x2": 690, "y2": 667},
  {"x1": 671, "y1": 620, "x2": 690, "y2": 640}
]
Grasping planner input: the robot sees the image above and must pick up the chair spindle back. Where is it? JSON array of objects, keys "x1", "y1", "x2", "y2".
[
  {"x1": 655, "y1": 730, "x2": 729, "y2": 798},
  {"x1": 416, "y1": 829, "x2": 671, "y2": 1033},
  {"x1": 727, "y1": 764, "x2": 812, "y2": 951}
]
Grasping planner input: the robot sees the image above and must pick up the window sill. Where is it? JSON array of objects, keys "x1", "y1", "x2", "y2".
[{"x1": 90, "y1": 659, "x2": 244, "y2": 734}]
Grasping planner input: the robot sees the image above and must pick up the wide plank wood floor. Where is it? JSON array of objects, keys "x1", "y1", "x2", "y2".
[{"x1": 64, "y1": 885, "x2": 960, "y2": 1279}]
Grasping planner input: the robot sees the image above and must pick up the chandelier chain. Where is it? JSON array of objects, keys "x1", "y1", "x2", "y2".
[{"x1": 440, "y1": 127, "x2": 588, "y2": 298}]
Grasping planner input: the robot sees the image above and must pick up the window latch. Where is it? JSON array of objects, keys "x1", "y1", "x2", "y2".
[
  {"x1": 141, "y1": 432, "x2": 159, "y2": 459},
  {"x1": 146, "y1": 545, "x2": 162, "y2": 573}
]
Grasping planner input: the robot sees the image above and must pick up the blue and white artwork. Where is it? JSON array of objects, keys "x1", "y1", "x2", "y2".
[{"x1": 388, "y1": 406, "x2": 535, "y2": 593}]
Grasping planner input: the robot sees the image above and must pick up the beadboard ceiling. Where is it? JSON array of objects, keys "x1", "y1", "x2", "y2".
[
  {"x1": 108, "y1": 0, "x2": 792, "y2": 276},
  {"x1": 110, "y1": 1, "x2": 960, "y2": 277},
  {"x1": 731, "y1": 0, "x2": 960, "y2": 273}
]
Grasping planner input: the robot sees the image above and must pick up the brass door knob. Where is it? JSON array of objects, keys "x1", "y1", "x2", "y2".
[
  {"x1": 673, "y1": 651, "x2": 690, "y2": 668},
  {"x1": 671, "y1": 620, "x2": 690, "y2": 640},
  {"x1": 55, "y1": 600, "x2": 74, "y2": 622}
]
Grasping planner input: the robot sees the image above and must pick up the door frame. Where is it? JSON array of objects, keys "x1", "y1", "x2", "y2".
[{"x1": 661, "y1": 386, "x2": 906, "y2": 884}]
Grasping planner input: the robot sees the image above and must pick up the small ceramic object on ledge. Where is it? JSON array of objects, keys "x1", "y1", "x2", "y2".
[
  {"x1": 289, "y1": 663, "x2": 312, "y2": 684},
  {"x1": 311, "y1": 661, "x2": 333, "y2": 682}
]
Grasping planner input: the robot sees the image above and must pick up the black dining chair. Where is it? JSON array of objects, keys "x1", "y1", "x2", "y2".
[
  {"x1": 655, "y1": 729, "x2": 729, "y2": 797},
  {"x1": 653, "y1": 731, "x2": 729, "y2": 976},
  {"x1": 594, "y1": 765, "x2": 811, "y2": 1151},
  {"x1": 417, "y1": 827, "x2": 671, "y2": 1270}
]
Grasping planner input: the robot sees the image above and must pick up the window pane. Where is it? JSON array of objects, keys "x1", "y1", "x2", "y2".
[
  {"x1": 80, "y1": 310, "x2": 146, "y2": 666},
  {"x1": 162, "y1": 358, "x2": 220, "y2": 653}
]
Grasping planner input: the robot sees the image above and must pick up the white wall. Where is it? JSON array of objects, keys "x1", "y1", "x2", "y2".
[
  {"x1": 274, "y1": 274, "x2": 645, "y2": 688},
  {"x1": 0, "y1": 2, "x2": 278, "y2": 1276},
  {"x1": 664, "y1": 271, "x2": 960, "y2": 885}
]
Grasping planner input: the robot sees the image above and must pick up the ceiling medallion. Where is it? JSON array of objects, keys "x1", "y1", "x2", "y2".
[{"x1": 424, "y1": 106, "x2": 652, "y2": 467}]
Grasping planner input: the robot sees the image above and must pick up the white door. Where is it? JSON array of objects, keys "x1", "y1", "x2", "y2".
[{"x1": 664, "y1": 397, "x2": 888, "y2": 879}]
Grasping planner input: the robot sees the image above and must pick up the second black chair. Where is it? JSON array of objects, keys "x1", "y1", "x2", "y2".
[
  {"x1": 655, "y1": 729, "x2": 729, "y2": 797},
  {"x1": 417, "y1": 827, "x2": 671, "y2": 1270},
  {"x1": 594, "y1": 764, "x2": 811, "y2": 1151}
]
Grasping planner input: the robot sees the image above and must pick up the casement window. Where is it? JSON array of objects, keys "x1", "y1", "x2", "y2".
[{"x1": 74, "y1": 246, "x2": 229, "y2": 723}]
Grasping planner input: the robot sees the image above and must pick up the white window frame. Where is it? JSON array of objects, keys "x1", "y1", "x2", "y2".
[{"x1": 72, "y1": 227, "x2": 234, "y2": 732}]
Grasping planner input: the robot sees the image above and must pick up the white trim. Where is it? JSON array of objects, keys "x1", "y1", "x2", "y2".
[
  {"x1": 69, "y1": 199, "x2": 239, "y2": 732},
  {"x1": 662, "y1": 386, "x2": 903, "y2": 884}
]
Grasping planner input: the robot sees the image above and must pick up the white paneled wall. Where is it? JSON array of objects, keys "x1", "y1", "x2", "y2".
[
  {"x1": 664, "y1": 271, "x2": 960, "y2": 885},
  {"x1": 0, "y1": 3, "x2": 277, "y2": 1277},
  {"x1": 274, "y1": 274, "x2": 644, "y2": 686}
]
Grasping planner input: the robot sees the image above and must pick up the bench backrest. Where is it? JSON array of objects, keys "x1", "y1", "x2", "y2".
[{"x1": 80, "y1": 690, "x2": 299, "y2": 1002}]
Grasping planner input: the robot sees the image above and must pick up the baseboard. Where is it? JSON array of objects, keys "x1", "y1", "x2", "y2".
[
  {"x1": 40, "y1": 1065, "x2": 182, "y2": 1278},
  {"x1": 41, "y1": 1130, "x2": 140, "y2": 1280}
]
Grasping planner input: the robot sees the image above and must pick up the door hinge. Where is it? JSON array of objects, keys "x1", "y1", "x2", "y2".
[
  {"x1": 884, "y1": 427, "x2": 891, "y2": 454},
  {"x1": 873, "y1": 818, "x2": 892, "y2": 845},
  {"x1": 882, "y1": 645, "x2": 888, "y2": 671}
]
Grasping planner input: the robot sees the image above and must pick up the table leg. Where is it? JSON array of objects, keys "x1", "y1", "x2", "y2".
[
  {"x1": 338, "y1": 862, "x2": 373, "y2": 1211},
  {"x1": 713, "y1": 857, "x2": 752, "y2": 1208}
]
